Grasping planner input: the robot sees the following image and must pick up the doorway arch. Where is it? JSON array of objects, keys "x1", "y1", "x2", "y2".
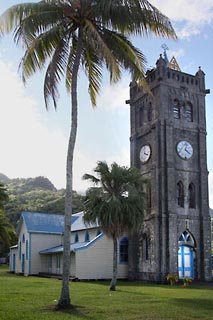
[{"x1": 178, "y1": 230, "x2": 195, "y2": 279}]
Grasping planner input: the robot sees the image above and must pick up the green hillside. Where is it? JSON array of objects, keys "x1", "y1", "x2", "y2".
[{"x1": 0, "y1": 174, "x2": 84, "y2": 227}]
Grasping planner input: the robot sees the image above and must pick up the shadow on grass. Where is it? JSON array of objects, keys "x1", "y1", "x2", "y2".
[
  {"x1": 43, "y1": 304, "x2": 91, "y2": 319},
  {"x1": 76, "y1": 279, "x2": 213, "y2": 288},
  {"x1": 172, "y1": 298, "x2": 213, "y2": 312}
]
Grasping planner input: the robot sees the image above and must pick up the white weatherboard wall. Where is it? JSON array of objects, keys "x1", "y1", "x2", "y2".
[
  {"x1": 71, "y1": 227, "x2": 98, "y2": 243},
  {"x1": 75, "y1": 234, "x2": 128, "y2": 279},
  {"x1": 30, "y1": 233, "x2": 63, "y2": 274},
  {"x1": 70, "y1": 252, "x2": 76, "y2": 277}
]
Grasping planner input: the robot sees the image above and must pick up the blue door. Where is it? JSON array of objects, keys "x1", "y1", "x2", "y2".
[
  {"x1": 178, "y1": 246, "x2": 194, "y2": 279},
  {"x1": 22, "y1": 254, "x2": 25, "y2": 273},
  {"x1": 12, "y1": 254, "x2": 16, "y2": 272}
]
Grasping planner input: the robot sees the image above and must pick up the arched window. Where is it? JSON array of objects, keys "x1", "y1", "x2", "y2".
[
  {"x1": 177, "y1": 181, "x2": 184, "y2": 207},
  {"x1": 119, "y1": 237, "x2": 128, "y2": 263},
  {"x1": 178, "y1": 230, "x2": 195, "y2": 246},
  {"x1": 188, "y1": 183, "x2": 195, "y2": 208},
  {"x1": 85, "y1": 231, "x2": 90, "y2": 242},
  {"x1": 173, "y1": 99, "x2": 180, "y2": 119},
  {"x1": 186, "y1": 102, "x2": 193, "y2": 122},
  {"x1": 143, "y1": 234, "x2": 149, "y2": 260},
  {"x1": 19, "y1": 241, "x2": 21, "y2": 260},
  {"x1": 26, "y1": 240, "x2": 28, "y2": 260},
  {"x1": 147, "y1": 103, "x2": 153, "y2": 121},
  {"x1": 22, "y1": 234, "x2": 25, "y2": 243},
  {"x1": 74, "y1": 233, "x2": 79, "y2": 243}
]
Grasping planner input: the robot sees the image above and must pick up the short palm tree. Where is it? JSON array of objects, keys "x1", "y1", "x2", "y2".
[
  {"x1": 83, "y1": 161, "x2": 147, "y2": 290},
  {"x1": 0, "y1": 0, "x2": 176, "y2": 307}
]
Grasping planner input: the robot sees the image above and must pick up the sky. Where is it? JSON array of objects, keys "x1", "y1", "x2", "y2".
[{"x1": 0, "y1": 1, "x2": 213, "y2": 206}]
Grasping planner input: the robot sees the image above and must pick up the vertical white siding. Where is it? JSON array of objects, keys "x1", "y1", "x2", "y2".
[
  {"x1": 30, "y1": 233, "x2": 63, "y2": 274},
  {"x1": 70, "y1": 252, "x2": 76, "y2": 277}
]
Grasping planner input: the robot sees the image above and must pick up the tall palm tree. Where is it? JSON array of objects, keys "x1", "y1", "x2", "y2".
[
  {"x1": 83, "y1": 161, "x2": 147, "y2": 290},
  {"x1": 0, "y1": 0, "x2": 176, "y2": 307}
]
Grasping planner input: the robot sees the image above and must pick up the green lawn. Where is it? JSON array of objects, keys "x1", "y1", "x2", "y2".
[{"x1": 0, "y1": 265, "x2": 213, "y2": 320}]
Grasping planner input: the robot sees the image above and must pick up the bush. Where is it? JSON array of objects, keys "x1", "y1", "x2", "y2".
[
  {"x1": 182, "y1": 277, "x2": 192, "y2": 287},
  {"x1": 166, "y1": 273, "x2": 178, "y2": 285}
]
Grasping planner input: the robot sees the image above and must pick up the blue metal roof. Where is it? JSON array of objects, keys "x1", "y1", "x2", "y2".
[
  {"x1": 39, "y1": 242, "x2": 88, "y2": 254},
  {"x1": 39, "y1": 233, "x2": 104, "y2": 254},
  {"x1": 21, "y1": 212, "x2": 78, "y2": 234}
]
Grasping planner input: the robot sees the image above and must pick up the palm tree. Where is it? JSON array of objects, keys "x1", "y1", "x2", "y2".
[
  {"x1": 0, "y1": 0, "x2": 176, "y2": 307},
  {"x1": 83, "y1": 161, "x2": 147, "y2": 290}
]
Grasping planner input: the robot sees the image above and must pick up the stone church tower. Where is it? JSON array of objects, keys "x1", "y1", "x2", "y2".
[{"x1": 127, "y1": 53, "x2": 212, "y2": 282}]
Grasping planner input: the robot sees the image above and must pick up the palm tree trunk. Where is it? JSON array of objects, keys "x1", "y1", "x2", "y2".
[
  {"x1": 110, "y1": 237, "x2": 118, "y2": 291},
  {"x1": 58, "y1": 28, "x2": 83, "y2": 308}
]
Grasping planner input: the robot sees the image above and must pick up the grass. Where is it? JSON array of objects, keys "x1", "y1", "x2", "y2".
[{"x1": 0, "y1": 265, "x2": 213, "y2": 320}]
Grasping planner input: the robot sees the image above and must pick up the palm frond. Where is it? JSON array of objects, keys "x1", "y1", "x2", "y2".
[
  {"x1": 82, "y1": 173, "x2": 100, "y2": 184},
  {"x1": 43, "y1": 34, "x2": 71, "y2": 109},
  {"x1": 82, "y1": 47, "x2": 102, "y2": 107},
  {"x1": 84, "y1": 19, "x2": 121, "y2": 84}
]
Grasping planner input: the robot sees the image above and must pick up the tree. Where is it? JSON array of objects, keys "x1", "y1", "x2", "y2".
[
  {"x1": 83, "y1": 161, "x2": 147, "y2": 290},
  {"x1": 0, "y1": 0, "x2": 176, "y2": 308},
  {"x1": 0, "y1": 184, "x2": 14, "y2": 255},
  {"x1": 0, "y1": 209, "x2": 15, "y2": 253},
  {"x1": 0, "y1": 183, "x2": 9, "y2": 208}
]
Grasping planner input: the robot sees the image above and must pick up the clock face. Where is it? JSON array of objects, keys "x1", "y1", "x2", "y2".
[
  {"x1": 176, "y1": 140, "x2": 193, "y2": 159},
  {"x1": 140, "y1": 145, "x2": 151, "y2": 163}
]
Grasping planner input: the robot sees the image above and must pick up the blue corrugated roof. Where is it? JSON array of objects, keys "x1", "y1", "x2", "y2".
[
  {"x1": 39, "y1": 233, "x2": 104, "y2": 254},
  {"x1": 21, "y1": 212, "x2": 78, "y2": 234},
  {"x1": 39, "y1": 242, "x2": 89, "y2": 254}
]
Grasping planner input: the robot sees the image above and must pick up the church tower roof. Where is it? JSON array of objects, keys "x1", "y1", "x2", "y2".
[{"x1": 167, "y1": 56, "x2": 181, "y2": 71}]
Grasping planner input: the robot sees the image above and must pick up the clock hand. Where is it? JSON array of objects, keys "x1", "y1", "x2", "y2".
[{"x1": 185, "y1": 148, "x2": 191, "y2": 155}]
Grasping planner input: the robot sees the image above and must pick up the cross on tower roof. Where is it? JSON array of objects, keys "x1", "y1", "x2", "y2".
[{"x1": 161, "y1": 44, "x2": 169, "y2": 65}]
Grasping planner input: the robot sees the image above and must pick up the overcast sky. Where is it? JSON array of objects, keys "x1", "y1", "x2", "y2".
[{"x1": 1, "y1": 0, "x2": 213, "y2": 206}]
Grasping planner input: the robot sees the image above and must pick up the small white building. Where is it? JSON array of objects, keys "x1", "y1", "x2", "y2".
[{"x1": 9, "y1": 211, "x2": 128, "y2": 280}]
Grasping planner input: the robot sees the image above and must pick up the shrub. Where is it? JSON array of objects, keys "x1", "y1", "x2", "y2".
[
  {"x1": 182, "y1": 277, "x2": 192, "y2": 287},
  {"x1": 166, "y1": 273, "x2": 178, "y2": 285}
]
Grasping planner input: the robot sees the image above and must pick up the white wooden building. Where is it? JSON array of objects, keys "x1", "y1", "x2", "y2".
[{"x1": 9, "y1": 212, "x2": 128, "y2": 280}]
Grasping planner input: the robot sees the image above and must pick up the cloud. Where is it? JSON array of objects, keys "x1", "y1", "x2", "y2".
[
  {"x1": 0, "y1": 60, "x2": 131, "y2": 192},
  {"x1": 169, "y1": 48, "x2": 185, "y2": 59},
  {"x1": 73, "y1": 144, "x2": 130, "y2": 193},
  {"x1": 0, "y1": 60, "x2": 67, "y2": 189},
  {"x1": 96, "y1": 78, "x2": 130, "y2": 111},
  {"x1": 151, "y1": 0, "x2": 213, "y2": 38}
]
